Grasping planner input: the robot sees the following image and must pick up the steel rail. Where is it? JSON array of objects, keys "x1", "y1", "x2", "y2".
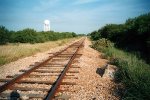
[
  {"x1": 45, "y1": 38, "x2": 85, "y2": 100},
  {"x1": 0, "y1": 38, "x2": 84, "y2": 93}
]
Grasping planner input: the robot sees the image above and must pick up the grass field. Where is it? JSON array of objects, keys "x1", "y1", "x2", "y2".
[
  {"x1": 92, "y1": 39, "x2": 150, "y2": 100},
  {"x1": 0, "y1": 38, "x2": 79, "y2": 66}
]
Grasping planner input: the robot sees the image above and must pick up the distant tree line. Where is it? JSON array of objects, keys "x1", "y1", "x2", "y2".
[
  {"x1": 90, "y1": 12, "x2": 150, "y2": 63},
  {"x1": 0, "y1": 27, "x2": 77, "y2": 44}
]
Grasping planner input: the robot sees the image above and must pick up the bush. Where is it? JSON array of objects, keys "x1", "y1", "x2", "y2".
[
  {"x1": 0, "y1": 26, "x2": 78, "y2": 44},
  {"x1": 11, "y1": 28, "x2": 39, "y2": 43},
  {"x1": 92, "y1": 39, "x2": 150, "y2": 100},
  {"x1": 0, "y1": 26, "x2": 10, "y2": 44},
  {"x1": 90, "y1": 12, "x2": 150, "y2": 63},
  {"x1": 92, "y1": 38, "x2": 113, "y2": 49},
  {"x1": 90, "y1": 31, "x2": 100, "y2": 40}
]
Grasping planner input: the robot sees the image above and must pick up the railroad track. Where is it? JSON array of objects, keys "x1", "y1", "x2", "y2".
[{"x1": 0, "y1": 38, "x2": 85, "y2": 100}]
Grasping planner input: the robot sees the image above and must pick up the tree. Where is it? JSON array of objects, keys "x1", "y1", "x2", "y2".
[
  {"x1": 71, "y1": 32, "x2": 77, "y2": 37},
  {"x1": 0, "y1": 26, "x2": 10, "y2": 44},
  {"x1": 90, "y1": 12, "x2": 150, "y2": 63},
  {"x1": 11, "y1": 28, "x2": 38, "y2": 43},
  {"x1": 90, "y1": 31, "x2": 100, "y2": 40}
]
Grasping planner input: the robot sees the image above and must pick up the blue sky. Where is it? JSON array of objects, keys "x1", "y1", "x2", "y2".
[{"x1": 0, "y1": 0, "x2": 150, "y2": 34}]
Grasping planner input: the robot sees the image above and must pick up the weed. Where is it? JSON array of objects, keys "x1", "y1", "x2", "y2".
[
  {"x1": 0, "y1": 56, "x2": 7, "y2": 66},
  {"x1": 92, "y1": 39, "x2": 150, "y2": 100}
]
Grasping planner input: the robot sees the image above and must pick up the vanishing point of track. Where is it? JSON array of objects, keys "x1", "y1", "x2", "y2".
[{"x1": 0, "y1": 38, "x2": 85, "y2": 100}]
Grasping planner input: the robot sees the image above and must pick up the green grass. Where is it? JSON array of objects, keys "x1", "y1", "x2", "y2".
[
  {"x1": 0, "y1": 37, "x2": 79, "y2": 66},
  {"x1": 92, "y1": 39, "x2": 150, "y2": 100},
  {"x1": 0, "y1": 56, "x2": 7, "y2": 65}
]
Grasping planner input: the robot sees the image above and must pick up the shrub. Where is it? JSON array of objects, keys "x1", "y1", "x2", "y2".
[
  {"x1": 0, "y1": 26, "x2": 10, "y2": 44},
  {"x1": 92, "y1": 39, "x2": 150, "y2": 100},
  {"x1": 0, "y1": 27, "x2": 78, "y2": 44},
  {"x1": 90, "y1": 12, "x2": 150, "y2": 63},
  {"x1": 90, "y1": 31, "x2": 100, "y2": 40},
  {"x1": 11, "y1": 28, "x2": 39, "y2": 43}
]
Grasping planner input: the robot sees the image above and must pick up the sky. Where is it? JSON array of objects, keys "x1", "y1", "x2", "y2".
[{"x1": 0, "y1": 0, "x2": 150, "y2": 34}]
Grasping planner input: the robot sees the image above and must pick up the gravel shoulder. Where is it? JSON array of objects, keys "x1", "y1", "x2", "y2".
[{"x1": 62, "y1": 38, "x2": 119, "y2": 100}]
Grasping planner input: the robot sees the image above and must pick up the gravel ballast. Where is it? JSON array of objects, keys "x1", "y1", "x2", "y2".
[
  {"x1": 60, "y1": 38, "x2": 119, "y2": 100},
  {"x1": 0, "y1": 38, "x2": 119, "y2": 99}
]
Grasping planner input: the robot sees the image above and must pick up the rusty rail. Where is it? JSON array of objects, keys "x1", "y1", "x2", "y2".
[
  {"x1": 45, "y1": 38, "x2": 85, "y2": 100},
  {"x1": 0, "y1": 38, "x2": 85, "y2": 99}
]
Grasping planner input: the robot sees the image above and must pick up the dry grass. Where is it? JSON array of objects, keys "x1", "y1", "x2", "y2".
[{"x1": 0, "y1": 38, "x2": 79, "y2": 66}]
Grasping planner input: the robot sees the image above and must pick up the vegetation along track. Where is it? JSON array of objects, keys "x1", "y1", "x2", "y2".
[{"x1": 0, "y1": 38, "x2": 85, "y2": 100}]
